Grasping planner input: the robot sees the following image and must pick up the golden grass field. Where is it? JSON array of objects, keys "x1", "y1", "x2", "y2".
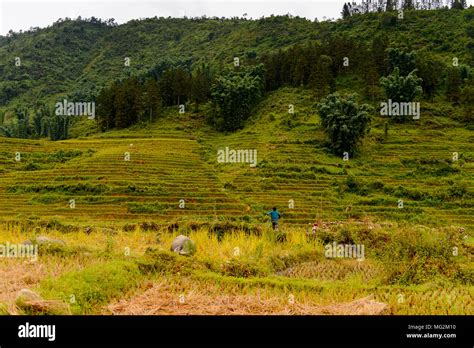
[
  {"x1": 0, "y1": 88, "x2": 472, "y2": 315},
  {"x1": 0, "y1": 221, "x2": 472, "y2": 315}
]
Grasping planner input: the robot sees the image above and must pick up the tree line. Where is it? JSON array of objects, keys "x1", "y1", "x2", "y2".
[
  {"x1": 342, "y1": 0, "x2": 468, "y2": 18},
  {"x1": 1, "y1": 33, "x2": 471, "y2": 140},
  {"x1": 95, "y1": 64, "x2": 213, "y2": 131},
  {"x1": 0, "y1": 105, "x2": 70, "y2": 141}
]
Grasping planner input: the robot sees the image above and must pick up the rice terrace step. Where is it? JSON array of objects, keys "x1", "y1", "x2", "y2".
[{"x1": 0, "y1": 3, "x2": 472, "y2": 341}]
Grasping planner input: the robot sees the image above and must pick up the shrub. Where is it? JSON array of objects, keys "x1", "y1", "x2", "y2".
[
  {"x1": 211, "y1": 65, "x2": 264, "y2": 131},
  {"x1": 220, "y1": 258, "x2": 268, "y2": 278},
  {"x1": 40, "y1": 261, "x2": 142, "y2": 314},
  {"x1": 22, "y1": 162, "x2": 41, "y2": 171},
  {"x1": 317, "y1": 93, "x2": 372, "y2": 156},
  {"x1": 380, "y1": 68, "x2": 423, "y2": 122},
  {"x1": 137, "y1": 249, "x2": 199, "y2": 275}
]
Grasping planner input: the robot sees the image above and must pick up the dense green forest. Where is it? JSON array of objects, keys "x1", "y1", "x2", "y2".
[{"x1": 0, "y1": 2, "x2": 473, "y2": 144}]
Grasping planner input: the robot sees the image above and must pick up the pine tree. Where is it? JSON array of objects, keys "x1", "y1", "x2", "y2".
[
  {"x1": 446, "y1": 67, "x2": 462, "y2": 103},
  {"x1": 403, "y1": 0, "x2": 415, "y2": 10},
  {"x1": 372, "y1": 35, "x2": 389, "y2": 76},
  {"x1": 342, "y1": 3, "x2": 351, "y2": 18},
  {"x1": 461, "y1": 76, "x2": 474, "y2": 122},
  {"x1": 113, "y1": 84, "x2": 129, "y2": 129},
  {"x1": 172, "y1": 69, "x2": 191, "y2": 106},
  {"x1": 451, "y1": 0, "x2": 465, "y2": 9},
  {"x1": 191, "y1": 66, "x2": 212, "y2": 105},
  {"x1": 292, "y1": 53, "x2": 307, "y2": 86},
  {"x1": 97, "y1": 83, "x2": 116, "y2": 131},
  {"x1": 310, "y1": 55, "x2": 334, "y2": 100},
  {"x1": 386, "y1": 0, "x2": 394, "y2": 11},
  {"x1": 415, "y1": 51, "x2": 445, "y2": 99},
  {"x1": 32, "y1": 104, "x2": 50, "y2": 138},
  {"x1": 142, "y1": 78, "x2": 162, "y2": 122}
]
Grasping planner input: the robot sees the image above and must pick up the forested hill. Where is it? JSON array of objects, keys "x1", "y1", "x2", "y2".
[{"x1": 0, "y1": 8, "x2": 473, "y2": 111}]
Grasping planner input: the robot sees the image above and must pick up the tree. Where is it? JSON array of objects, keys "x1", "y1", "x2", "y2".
[
  {"x1": 191, "y1": 65, "x2": 212, "y2": 105},
  {"x1": 142, "y1": 78, "x2": 162, "y2": 122},
  {"x1": 372, "y1": 34, "x2": 389, "y2": 76},
  {"x1": 460, "y1": 76, "x2": 474, "y2": 122},
  {"x1": 110, "y1": 77, "x2": 142, "y2": 128},
  {"x1": 380, "y1": 67, "x2": 423, "y2": 103},
  {"x1": 48, "y1": 114, "x2": 69, "y2": 140},
  {"x1": 172, "y1": 69, "x2": 191, "y2": 106},
  {"x1": 32, "y1": 104, "x2": 50, "y2": 138},
  {"x1": 310, "y1": 55, "x2": 335, "y2": 99},
  {"x1": 342, "y1": 3, "x2": 351, "y2": 18},
  {"x1": 403, "y1": 0, "x2": 415, "y2": 10},
  {"x1": 446, "y1": 67, "x2": 462, "y2": 103},
  {"x1": 317, "y1": 93, "x2": 373, "y2": 156},
  {"x1": 415, "y1": 51, "x2": 446, "y2": 99},
  {"x1": 387, "y1": 48, "x2": 417, "y2": 75},
  {"x1": 159, "y1": 68, "x2": 191, "y2": 106},
  {"x1": 451, "y1": 0, "x2": 466, "y2": 9},
  {"x1": 211, "y1": 68, "x2": 263, "y2": 131},
  {"x1": 96, "y1": 83, "x2": 116, "y2": 131},
  {"x1": 14, "y1": 107, "x2": 31, "y2": 139},
  {"x1": 363, "y1": 62, "x2": 381, "y2": 101},
  {"x1": 386, "y1": 0, "x2": 394, "y2": 11}
]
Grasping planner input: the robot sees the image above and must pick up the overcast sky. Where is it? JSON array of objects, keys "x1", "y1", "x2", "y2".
[{"x1": 0, "y1": 0, "x2": 473, "y2": 36}]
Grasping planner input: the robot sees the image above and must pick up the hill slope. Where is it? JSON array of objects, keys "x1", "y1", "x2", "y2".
[
  {"x1": 0, "y1": 87, "x2": 472, "y2": 232},
  {"x1": 0, "y1": 8, "x2": 473, "y2": 111}
]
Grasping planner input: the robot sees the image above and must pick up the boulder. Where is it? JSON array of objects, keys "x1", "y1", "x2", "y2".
[
  {"x1": 15, "y1": 289, "x2": 70, "y2": 315},
  {"x1": 15, "y1": 289, "x2": 43, "y2": 307},
  {"x1": 36, "y1": 236, "x2": 66, "y2": 246},
  {"x1": 171, "y1": 235, "x2": 196, "y2": 256},
  {"x1": 23, "y1": 236, "x2": 66, "y2": 246}
]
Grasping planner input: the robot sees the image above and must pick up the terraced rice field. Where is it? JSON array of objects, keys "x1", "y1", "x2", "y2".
[
  {"x1": 0, "y1": 89, "x2": 472, "y2": 316},
  {"x1": 0, "y1": 89, "x2": 473, "y2": 234}
]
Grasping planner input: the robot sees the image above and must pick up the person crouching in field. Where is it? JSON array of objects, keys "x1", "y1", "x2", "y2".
[{"x1": 266, "y1": 207, "x2": 281, "y2": 231}]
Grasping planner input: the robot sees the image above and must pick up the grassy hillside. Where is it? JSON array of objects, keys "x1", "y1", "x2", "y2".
[
  {"x1": 1, "y1": 8, "x2": 473, "y2": 111},
  {"x1": 0, "y1": 9, "x2": 472, "y2": 316},
  {"x1": 1, "y1": 223, "x2": 472, "y2": 315},
  {"x1": 0, "y1": 87, "x2": 472, "y2": 231}
]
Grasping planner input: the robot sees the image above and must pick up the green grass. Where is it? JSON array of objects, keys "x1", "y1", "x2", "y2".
[
  {"x1": 16, "y1": 223, "x2": 470, "y2": 315},
  {"x1": 39, "y1": 260, "x2": 143, "y2": 314},
  {"x1": 0, "y1": 84, "x2": 472, "y2": 315},
  {"x1": 0, "y1": 87, "x2": 472, "y2": 231}
]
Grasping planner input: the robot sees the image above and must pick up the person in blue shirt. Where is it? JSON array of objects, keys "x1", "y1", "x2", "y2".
[{"x1": 266, "y1": 207, "x2": 281, "y2": 231}]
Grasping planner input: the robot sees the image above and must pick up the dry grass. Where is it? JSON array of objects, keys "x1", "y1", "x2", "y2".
[
  {"x1": 0, "y1": 259, "x2": 48, "y2": 310},
  {"x1": 105, "y1": 277, "x2": 389, "y2": 315},
  {"x1": 0, "y1": 223, "x2": 471, "y2": 315},
  {"x1": 280, "y1": 259, "x2": 385, "y2": 282}
]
